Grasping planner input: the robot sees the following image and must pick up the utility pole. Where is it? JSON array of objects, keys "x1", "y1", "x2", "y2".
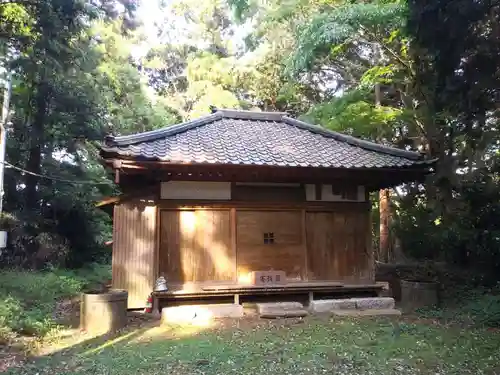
[{"x1": 0, "y1": 70, "x2": 12, "y2": 217}]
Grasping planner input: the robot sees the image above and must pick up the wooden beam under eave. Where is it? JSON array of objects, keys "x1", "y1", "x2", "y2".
[
  {"x1": 104, "y1": 159, "x2": 434, "y2": 187},
  {"x1": 117, "y1": 170, "x2": 430, "y2": 189}
]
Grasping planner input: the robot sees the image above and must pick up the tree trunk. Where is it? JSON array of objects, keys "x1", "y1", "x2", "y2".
[
  {"x1": 25, "y1": 82, "x2": 48, "y2": 211},
  {"x1": 374, "y1": 81, "x2": 392, "y2": 262}
]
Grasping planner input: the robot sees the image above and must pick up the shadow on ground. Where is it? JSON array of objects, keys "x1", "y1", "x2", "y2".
[{"x1": 6, "y1": 314, "x2": 500, "y2": 375}]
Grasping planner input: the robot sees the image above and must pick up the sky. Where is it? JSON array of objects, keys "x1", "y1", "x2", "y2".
[
  {"x1": 136, "y1": 0, "x2": 163, "y2": 45},
  {"x1": 133, "y1": 0, "x2": 251, "y2": 55}
]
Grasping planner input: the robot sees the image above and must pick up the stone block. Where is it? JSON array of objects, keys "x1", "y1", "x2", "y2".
[
  {"x1": 351, "y1": 297, "x2": 395, "y2": 310},
  {"x1": 161, "y1": 304, "x2": 243, "y2": 324},
  {"x1": 260, "y1": 308, "x2": 309, "y2": 319},
  {"x1": 309, "y1": 299, "x2": 356, "y2": 313},
  {"x1": 256, "y1": 302, "x2": 304, "y2": 314}
]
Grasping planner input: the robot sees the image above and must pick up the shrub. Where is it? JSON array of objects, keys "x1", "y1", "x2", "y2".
[
  {"x1": 455, "y1": 290, "x2": 500, "y2": 327},
  {"x1": 0, "y1": 264, "x2": 111, "y2": 340},
  {"x1": 395, "y1": 173, "x2": 500, "y2": 283},
  {"x1": 417, "y1": 286, "x2": 500, "y2": 327}
]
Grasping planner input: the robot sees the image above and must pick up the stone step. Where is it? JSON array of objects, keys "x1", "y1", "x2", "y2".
[
  {"x1": 256, "y1": 302, "x2": 305, "y2": 313},
  {"x1": 310, "y1": 297, "x2": 395, "y2": 313},
  {"x1": 351, "y1": 297, "x2": 395, "y2": 310},
  {"x1": 259, "y1": 308, "x2": 309, "y2": 319},
  {"x1": 161, "y1": 304, "x2": 243, "y2": 324},
  {"x1": 332, "y1": 309, "x2": 402, "y2": 317},
  {"x1": 256, "y1": 302, "x2": 308, "y2": 319},
  {"x1": 310, "y1": 299, "x2": 356, "y2": 313}
]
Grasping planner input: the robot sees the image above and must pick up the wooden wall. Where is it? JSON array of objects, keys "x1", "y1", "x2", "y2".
[
  {"x1": 111, "y1": 183, "x2": 373, "y2": 308},
  {"x1": 305, "y1": 211, "x2": 373, "y2": 282},
  {"x1": 236, "y1": 210, "x2": 304, "y2": 280},
  {"x1": 159, "y1": 209, "x2": 234, "y2": 283},
  {"x1": 112, "y1": 199, "x2": 157, "y2": 309},
  {"x1": 156, "y1": 204, "x2": 373, "y2": 286}
]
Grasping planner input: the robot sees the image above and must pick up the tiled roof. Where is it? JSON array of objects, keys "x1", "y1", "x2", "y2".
[{"x1": 101, "y1": 109, "x2": 431, "y2": 169}]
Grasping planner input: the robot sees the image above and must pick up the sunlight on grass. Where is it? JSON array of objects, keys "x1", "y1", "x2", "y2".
[
  {"x1": 7, "y1": 317, "x2": 500, "y2": 375},
  {"x1": 38, "y1": 318, "x2": 215, "y2": 358},
  {"x1": 80, "y1": 330, "x2": 140, "y2": 357},
  {"x1": 129, "y1": 320, "x2": 215, "y2": 343}
]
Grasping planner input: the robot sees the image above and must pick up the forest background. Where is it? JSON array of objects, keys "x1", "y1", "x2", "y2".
[{"x1": 0, "y1": 0, "x2": 498, "y2": 281}]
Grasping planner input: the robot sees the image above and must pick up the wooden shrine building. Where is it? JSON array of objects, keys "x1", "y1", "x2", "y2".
[{"x1": 100, "y1": 109, "x2": 434, "y2": 309}]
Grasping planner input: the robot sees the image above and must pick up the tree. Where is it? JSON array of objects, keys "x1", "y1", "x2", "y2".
[{"x1": 0, "y1": 0, "x2": 180, "y2": 267}]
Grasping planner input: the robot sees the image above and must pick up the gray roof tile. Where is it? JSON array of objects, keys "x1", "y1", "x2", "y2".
[{"x1": 101, "y1": 109, "x2": 431, "y2": 169}]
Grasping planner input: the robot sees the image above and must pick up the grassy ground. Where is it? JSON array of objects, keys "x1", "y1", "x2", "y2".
[
  {"x1": 0, "y1": 264, "x2": 111, "y2": 344},
  {"x1": 418, "y1": 287, "x2": 500, "y2": 327},
  {"x1": 1, "y1": 266, "x2": 499, "y2": 374},
  {"x1": 5, "y1": 315, "x2": 500, "y2": 375}
]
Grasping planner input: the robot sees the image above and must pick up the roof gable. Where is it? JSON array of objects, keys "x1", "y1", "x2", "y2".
[{"x1": 101, "y1": 109, "x2": 429, "y2": 169}]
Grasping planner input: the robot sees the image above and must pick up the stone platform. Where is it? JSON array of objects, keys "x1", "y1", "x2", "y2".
[
  {"x1": 310, "y1": 297, "x2": 396, "y2": 313},
  {"x1": 160, "y1": 297, "x2": 400, "y2": 323},
  {"x1": 161, "y1": 303, "x2": 243, "y2": 324}
]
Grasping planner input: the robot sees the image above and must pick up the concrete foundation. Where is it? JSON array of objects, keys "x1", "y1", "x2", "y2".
[
  {"x1": 310, "y1": 297, "x2": 396, "y2": 313},
  {"x1": 256, "y1": 302, "x2": 309, "y2": 319},
  {"x1": 161, "y1": 304, "x2": 243, "y2": 324},
  {"x1": 309, "y1": 299, "x2": 356, "y2": 313},
  {"x1": 351, "y1": 297, "x2": 395, "y2": 310},
  {"x1": 256, "y1": 302, "x2": 304, "y2": 313}
]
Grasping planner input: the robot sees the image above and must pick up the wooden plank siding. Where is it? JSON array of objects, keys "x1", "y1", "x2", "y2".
[
  {"x1": 112, "y1": 200, "x2": 157, "y2": 309},
  {"x1": 157, "y1": 200, "x2": 370, "y2": 212},
  {"x1": 236, "y1": 210, "x2": 305, "y2": 281},
  {"x1": 158, "y1": 210, "x2": 234, "y2": 284},
  {"x1": 305, "y1": 210, "x2": 373, "y2": 282},
  {"x1": 155, "y1": 205, "x2": 373, "y2": 288}
]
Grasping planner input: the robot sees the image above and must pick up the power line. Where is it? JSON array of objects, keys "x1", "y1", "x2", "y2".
[{"x1": 3, "y1": 161, "x2": 113, "y2": 185}]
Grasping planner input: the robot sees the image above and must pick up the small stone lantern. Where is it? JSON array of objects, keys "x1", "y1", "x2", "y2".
[{"x1": 154, "y1": 276, "x2": 168, "y2": 292}]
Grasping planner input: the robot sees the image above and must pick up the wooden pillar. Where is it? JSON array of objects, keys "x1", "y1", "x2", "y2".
[
  {"x1": 302, "y1": 209, "x2": 308, "y2": 281},
  {"x1": 379, "y1": 188, "x2": 390, "y2": 262},
  {"x1": 231, "y1": 208, "x2": 237, "y2": 281}
]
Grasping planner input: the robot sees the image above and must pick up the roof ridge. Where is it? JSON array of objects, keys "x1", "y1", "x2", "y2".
[
  {"x1": 218, "y1": 109, "x2": 288, "y2": 121},
  {"x1": 105, "y1": 112, "x2": 223, "y2": 147},
  {"x1": 104, "y1": 109, "x2": 289, "y2": 148},
  {"x1": 283, "y1": 117, "x2": 422, "y2": 161}
]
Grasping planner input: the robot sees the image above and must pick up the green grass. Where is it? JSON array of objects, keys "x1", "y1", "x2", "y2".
[
  {"x1": 2, "y1": 266, "x2": 499, "y2": 374},
  {"x1": 417, "y1": 286, "x2": 500, "y2": 327},
  {"x1": 7, "y1": 317, "x2": 500, "y2": 375},
  {"x1": 0, "y1": 264, "x2": 111, "y2": 341}
]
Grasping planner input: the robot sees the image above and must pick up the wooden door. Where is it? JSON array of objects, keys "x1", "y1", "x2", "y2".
[
  {"x1": 159, "y1": 209, "x2": 235, "y2": 283},
  {"x1": 305, "y1": 211, "x2": 371, "y2": 281},
  {"x1": 236, "y1": 210, "x2": 305, "y2": 280}
]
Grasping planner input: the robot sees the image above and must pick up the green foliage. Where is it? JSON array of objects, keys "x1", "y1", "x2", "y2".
[
  {"x1": 301, "y1": 88, "x2": 405, "y2": 140},
  {"x1": 405, "y1": 0, "x2": 500, "y2": 212},
  {"x1": 418, "y1": 286, "x2": 500, "y2": 328},
  {"x1": 0, "y1": 1, "x2": 178, "y2": 268},
  {"x1": 288, "y1": 2, "x2": 406, "y2": 75},
  {"x1": 0, "y1": 3, "x2": 33, "y2": 42},
  {"x1": 0, "y1": 0, "x2": 497, "y2": 285},
  {"x1": 92, "y1": 20, "x2": 180, "y2": 134},
  {"x1": 456, "y1": 293, "x2": 500, "y2": 328},
  {"x1": 0, "y1": 265, "x2": 110, "y2": 340},
  {"x1": 395, "y1": 170, "x2": 500, "y2": 277}
]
